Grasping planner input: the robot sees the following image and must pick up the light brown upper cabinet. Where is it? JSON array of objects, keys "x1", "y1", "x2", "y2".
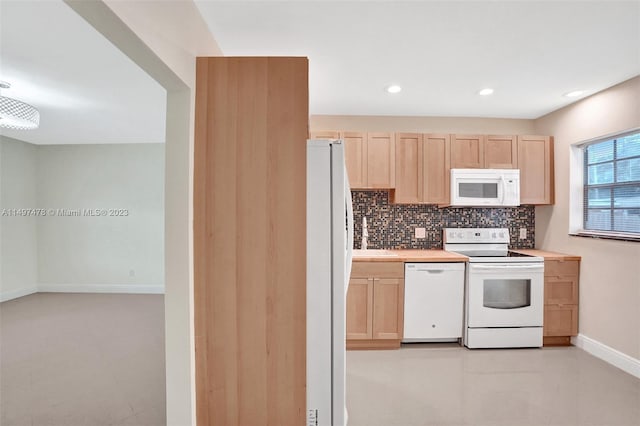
[
  {"x1": 423, "y1": 134, "x2": 451, "y2": 204},
  {"x1": 394, "y1": 133, "x2": 423, "y2": 203},
  {"x1": 341, "y1": 131, "x2": 367, "y2": 188},
  {"x1": 337, "y1": 131, "x2": 395, "y2": 189},
  {"x1": 393, "y1": 133, "x2": 451, "y2": 205},
  {"x1": 485, "y1": 135, "x2": 518, "y2": 168},
  {"x1": 518, "y1": 135, "x2": 554, "y2": 204},
  {"x1": 451, "y1": 134, "x2": 485, "y2": 168},
  {"x1": 366, "y1": 133, "x2": 396, "y2": 188},
  {"x1": 316, "y1": 129, "x2": 554, "y2": 205}
]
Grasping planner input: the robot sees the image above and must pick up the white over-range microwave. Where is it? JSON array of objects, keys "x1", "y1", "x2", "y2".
[{"x1": 450, "y1": 168, "x2": 520, "y2": 207}]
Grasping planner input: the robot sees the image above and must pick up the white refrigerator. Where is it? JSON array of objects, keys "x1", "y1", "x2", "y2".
[{"x1": 307, "y1": 139, "x2": 354, "y2": 426}]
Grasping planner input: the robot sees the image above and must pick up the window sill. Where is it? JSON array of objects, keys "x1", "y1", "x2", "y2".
[{"x1": 569, "y1": 232, "x2": 640, "y2": 243}]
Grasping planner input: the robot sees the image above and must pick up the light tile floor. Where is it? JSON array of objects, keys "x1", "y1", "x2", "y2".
[
  {"x1": 3, "y1": 295, "x2": 639, "y2": 426},
  {"x1": 1, "y1": 293, "x2": 165, "y2": 426},
  {"x1": 347, "y1": 343, "x2": 640, "y2": 426}
]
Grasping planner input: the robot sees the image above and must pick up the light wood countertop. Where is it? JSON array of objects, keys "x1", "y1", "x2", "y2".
[
  {"x1": 352, "y1": 249, "x2": 468, "y2": 262},
  {"x1": 510, "y1": 249, "x2": 581, "y2": 261}
]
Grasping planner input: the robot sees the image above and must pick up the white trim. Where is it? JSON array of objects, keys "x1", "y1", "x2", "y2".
[
  {"x1": 0, "y1": 286, "x2": 38, "y2": 302},
  {"x1": 568, "y1": 143, "x2": 584, "y2": 234},
  {"x1": 37, "y1": 283, "x2": 165, "y2": 294},
  {"x1": 573, "y1": 334, "x2": 640, "y2": 379},
  {"x1": 575, "y1": 126, "x2": 640, "y2": 148}
]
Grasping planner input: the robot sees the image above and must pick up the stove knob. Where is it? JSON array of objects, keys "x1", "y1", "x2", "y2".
[
  {"x1": 491, "y1": 232, "x2": 496, "y2": 238},
  {"x1": 457, "y1": 232, "x2": 464, "y2": 239},
  {"x1": 499, "y1": 232, "x2": 505, "y2": 238}
]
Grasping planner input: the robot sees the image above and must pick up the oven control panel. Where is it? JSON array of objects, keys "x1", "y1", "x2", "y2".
[{"x1": 443, "y1": 228, "x2": 510, "y2": 244}]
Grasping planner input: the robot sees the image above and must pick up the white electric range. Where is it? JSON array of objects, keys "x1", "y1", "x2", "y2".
[{"x1": 444, "y1": 228, "x2": 544, "y2": 348}]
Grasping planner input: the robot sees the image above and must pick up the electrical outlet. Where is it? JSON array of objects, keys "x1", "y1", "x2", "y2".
[
  {"x1": 519, "y1": 228, "x2": 527, "y2": 239},
  {"x1": 415, "y1": 227, "x2": 426, "y2": 239}
]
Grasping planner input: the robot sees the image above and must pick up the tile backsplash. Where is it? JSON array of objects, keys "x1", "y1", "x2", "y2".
[{"x1": 353, "y1": 191, "x2": 535, "y2": 249}]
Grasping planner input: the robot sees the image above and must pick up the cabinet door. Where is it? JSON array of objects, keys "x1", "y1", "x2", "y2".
[
  {"x1": 423, "y1": 134, "x2": 451, "y2": 204},
  {"x1": 394, "y1": 133, "x2": 423, "y2": 203},
  {"x1": 545, "y1": 276, "x2": 579, "y2": 305},
  {"x1": 341, "y1": 132, "x2": 366, "y2": 189},
  {"x1": 372, "y1": 278, "x2": 404, "y2": 340},
  {"x1": 544, "y1": 305, "x2": 578, "y2": 336},
  {"x1": 451, "y1": 134, "x2": 485, "y2": 168},
  {"x1": 309, "y1": 130, "x2": 340, "y2": 140},
  {"x1": 485, "y1": 135, "x2": 517, "y2": 168},
  {"x1": 518, "y1": 135, "x2": 554, "y2": 204},
  {"x1": 367, "y1": 132, "x2": 395, "y2": 188},
  {"x1": 346, "y1": 278, "x2": 373, "y2": 339}
]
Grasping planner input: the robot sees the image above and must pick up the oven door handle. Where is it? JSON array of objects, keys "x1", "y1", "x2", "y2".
[{"x1": 471, "y1": 264, "x2": 543, "y2": 270}]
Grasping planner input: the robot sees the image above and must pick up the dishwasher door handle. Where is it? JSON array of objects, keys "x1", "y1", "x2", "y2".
[{"x1": 417, "y1": 269, "x2": 445, "y2": 273}]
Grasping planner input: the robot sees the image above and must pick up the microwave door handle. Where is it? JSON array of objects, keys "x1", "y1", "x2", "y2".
[{"x1": 499, "y1": 175, "x2": 505, "y2": 204}]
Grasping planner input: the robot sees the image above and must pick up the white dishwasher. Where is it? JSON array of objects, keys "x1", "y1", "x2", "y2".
[{"x1": 403, "y1": 263, "x2": 466, "y2": 342}]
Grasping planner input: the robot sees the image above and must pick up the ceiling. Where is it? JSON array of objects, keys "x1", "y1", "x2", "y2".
[
  {"x1": 195, "y1": 0, "x2": 640, "y2": 119},
  {"x1": 0, "y1": 1, "x2": 638, "y2": 147},
  {"x1": 0, "y1": 1, "x2": 166, "y2": 145}
]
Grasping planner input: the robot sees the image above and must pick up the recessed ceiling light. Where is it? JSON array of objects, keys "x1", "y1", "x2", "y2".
[
  {"x1": 564, "y1": 90, "x2": 584, "y2": 98},
  {"x1": 386, "y1": 85, "x2": 402, "y2": 94},
  {"x1": 478, "y1": 88, "x2": 494, "y2": 96}
]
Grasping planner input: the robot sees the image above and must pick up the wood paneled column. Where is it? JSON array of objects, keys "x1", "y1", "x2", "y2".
[{"x1": 194, "y1": 57, "x2": 308, "y2": 426}]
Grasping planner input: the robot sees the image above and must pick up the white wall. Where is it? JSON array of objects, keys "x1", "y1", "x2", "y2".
[
  {"x1": 36, "y1": 144, "x2": 164, "y2": 292},
  {"x1": 0, "y1": 136, "x2": 39, "y2": 301},
  {"x1": 64, "y1": 2, "x2": 222, "y2": 424},
  {"x1": 534, "y1": 76, "x2": 640, "y2": 361}
]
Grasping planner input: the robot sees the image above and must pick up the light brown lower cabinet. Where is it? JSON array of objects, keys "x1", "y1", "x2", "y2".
[
  {"x1": 543, "y1": 259, "x2": 580, "y2": 346},
  {"x1": 346, "y1": 278, "x2": 373, "y2": 339},
  {"x1": 347, "y1": 262, "x2": 404, "y2": 349}
]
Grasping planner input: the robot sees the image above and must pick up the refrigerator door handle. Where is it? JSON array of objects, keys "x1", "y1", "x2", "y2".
[{"x1": 344, "y1": 164, "x2": 354, "y2": 293}]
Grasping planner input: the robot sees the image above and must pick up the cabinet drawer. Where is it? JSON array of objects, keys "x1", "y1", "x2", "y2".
[
  {"x1": 545, "y1": 276, "x2": 578, "y2": 305},
  {"x1": 544, "y1": 305, "x2": 578, "y2": 336},
  {"x1": 351, "y1": 262, "x2": 404, "y2": 278},
  {"x1": 545, "y1": 260, "x2": 579, "y2": 277}
]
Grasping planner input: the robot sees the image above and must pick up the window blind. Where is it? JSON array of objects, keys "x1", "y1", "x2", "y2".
[{"x1": 583, "y1": 131, "x2": 640, "y2": 235}]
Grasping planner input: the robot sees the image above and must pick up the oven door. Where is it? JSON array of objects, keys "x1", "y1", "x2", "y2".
[{"x1": 467, "y1": 262, "x2": 543, "y2": 327}]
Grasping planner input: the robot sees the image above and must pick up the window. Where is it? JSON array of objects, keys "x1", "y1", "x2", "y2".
[{"x1": 583, "y1": 131, "x2": 640, "y2": 238}]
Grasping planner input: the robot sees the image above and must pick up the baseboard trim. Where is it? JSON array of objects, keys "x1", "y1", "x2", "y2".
[
  {"x1": 37, "y1": 283, "x2": 165, "y2": 294},
  {"x1": 572, "y1": 334, "x2": 640, "y2": 379},
  {"x1": 0, "y1": 286, "x2": 39, "y2": 303}
]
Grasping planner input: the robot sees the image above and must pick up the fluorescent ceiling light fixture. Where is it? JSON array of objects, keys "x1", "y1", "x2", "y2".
[
  {"x1": 386, "y1": 84, "x2": 402, "y2": 94},
  {"x1": 564, "y1": 90, "x2": 584, "y2": 98},
  {"x1": 0, "y1": 82, "x2": 40, "y2": 130},
  {"x1": 478, "y1": 88, "x2": 494, "y2": 96}
]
